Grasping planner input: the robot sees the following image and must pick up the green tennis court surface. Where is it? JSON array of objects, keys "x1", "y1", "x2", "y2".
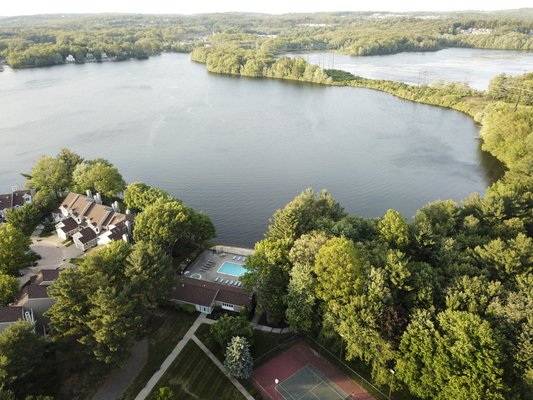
[{"x1": 277, "y1": 364, "x2": 351, "y2": 400}]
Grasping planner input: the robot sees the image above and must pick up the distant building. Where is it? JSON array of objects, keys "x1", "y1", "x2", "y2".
[
  {"x1": 65, "y1": 54, "x2": 75, "y2": 63},
  {"x1": 53, "y1": 191, "x2": 133, "y2": 251},
  {"x1": 0, "y1": 186, "x2": 34, "y2": 223},
  {"x1": 86, "y1": 52, "x2": 95, "y2": 62}
]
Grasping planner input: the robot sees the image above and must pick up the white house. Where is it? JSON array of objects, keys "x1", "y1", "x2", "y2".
[{"x1": 65, "y1": 54, "x2": 75, "y2": 63}]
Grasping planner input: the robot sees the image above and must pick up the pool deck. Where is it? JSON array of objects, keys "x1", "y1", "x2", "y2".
[{"x1": 184, "y1": 247, "x2": 250, "y2": 285}]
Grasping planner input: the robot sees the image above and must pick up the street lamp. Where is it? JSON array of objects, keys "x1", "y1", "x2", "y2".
[
  {"x1": 275, "y1": 378, "x2": 279, "y2": 399},
  {"x1": 388, "y1": 369, "x2": 395, "y2": 399}
]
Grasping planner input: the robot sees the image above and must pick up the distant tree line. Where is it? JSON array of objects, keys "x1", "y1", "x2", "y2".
[{"x1": 1, "y1": 11, "x2": 533, "y2": 69}]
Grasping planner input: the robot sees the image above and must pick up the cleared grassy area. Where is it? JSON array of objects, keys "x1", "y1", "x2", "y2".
[
  {"x1": 195, "y1": 322, "x2": 296, "y2": 362},
  {"x1": 121, "y1": 308, "x2": 197, "y2": 400},
  {"x1": 149, "y1": 340, "x2": 245, "y2": 400}
]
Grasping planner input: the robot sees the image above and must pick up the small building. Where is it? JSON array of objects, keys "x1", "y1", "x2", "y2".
[
  {"x1": 0, "y1": 187, "x2": 34, "y2": 223},
  {"x1": 172, "y1": 276, "x2": 253, "y2": 314},
  {"x1": 0, "y1": 306, "x2": 34, "y2": 333},
  {"x1": 73, "y1": 227, "x2": 98, "y2": 251},
  {"x1": 86, "y1": 53, "x2": 95, "y2": 62},
  {"x1": 66, "y1": 54, "x2": 75, "y2": 63},
  {"x1": 0, "y1": 268, "x2": 61, "y2": 332},
  {"x1": 55, "y1": 217, "x2": 80, "y2": 240}
]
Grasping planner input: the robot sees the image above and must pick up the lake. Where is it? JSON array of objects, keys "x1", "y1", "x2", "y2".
[
  {"x1": 0, "y1": 53, "x2": 503, "y2": 246},
  {"x1": 288, "y1": 48, "x2": 533, "y2": 90}
]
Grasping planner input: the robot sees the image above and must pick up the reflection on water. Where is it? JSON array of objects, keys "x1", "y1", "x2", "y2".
[
  {"x1": 0, "y1": 54, "x2": 506, "y2": 245},
  {"x1": 288, "y1": 48, "x2": 533, "y2": 90}
]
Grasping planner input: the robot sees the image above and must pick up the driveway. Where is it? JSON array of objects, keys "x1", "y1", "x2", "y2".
[{"x1": 18, "y1": 234, "x2": 83, "y2": 285}]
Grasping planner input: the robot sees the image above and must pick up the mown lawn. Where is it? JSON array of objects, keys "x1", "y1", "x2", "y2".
[
  {"x1": 194, "y1": 322, "x2": 296, "y2": 362},
  {"x1": 121, "y1": 308, "x2": 197, "y2": 400},
  {"x1": 149, "y1": 340, "x2": 245, "y2": 400}
]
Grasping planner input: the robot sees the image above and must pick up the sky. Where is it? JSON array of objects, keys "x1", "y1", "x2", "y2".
[{"x1": 1, "y1": 0, "x2": 531, "y2": 17}]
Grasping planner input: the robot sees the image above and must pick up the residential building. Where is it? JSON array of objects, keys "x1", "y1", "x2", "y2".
[
  {"x1": 0, "y1": 306, "x2": 34, "y2": 333},
  {"x1": 53, "y1": 191, "x2": 133, "y2": 251},
  {"x1": 0, "y1": 186, "x2": 34, "y2": 223},
  {"x1": 172, "y1": 276, "x2": 253, "y2": 314}
]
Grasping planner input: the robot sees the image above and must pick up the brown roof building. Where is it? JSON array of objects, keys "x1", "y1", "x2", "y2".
[
  {"x1": 53, "y1": 191, "x2": 133, "y2": 251},
  {"x1": 172, "y1": 276, "x2": 253, "y2": 314},
  {"x1": 0, "y1": 188, "x2": 34, "y2": 223}
]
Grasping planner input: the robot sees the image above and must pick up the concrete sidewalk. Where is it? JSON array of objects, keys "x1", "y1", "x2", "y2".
[
  {"x1": 93, "y1": 338, "x2": 148, "y2": 400},
  {"x1": 192, "y1": 335, "x2": 255, "y2": 400}
]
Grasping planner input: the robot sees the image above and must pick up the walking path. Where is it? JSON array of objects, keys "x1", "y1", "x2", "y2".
[
  {"x1": 192, "y1": 335, "x2": 255, "y2": 400},
  {"x1": 134, "y1": 314, "x2": 206, "y2": 400},
  {"x1": 134, "y1": 313, "x2": 253, "y2": 400},
  {"x1": 132, "y1": 311, "x2": 291, "y2": 400},
  {"x1": 93, "y1": 339, "x2": 149, "y2": 400}
]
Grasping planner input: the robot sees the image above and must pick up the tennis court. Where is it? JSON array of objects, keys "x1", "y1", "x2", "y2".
[{"x1": 277, "y1": 364, "x2": 351, "y2": 400}]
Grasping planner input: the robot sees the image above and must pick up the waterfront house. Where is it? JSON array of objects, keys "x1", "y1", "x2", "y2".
[
  {"x1": 0, "y1": 187, "x2": 34, "y2": 223},
  {"x1": 172, "y1": 276, "x2": 253, "y2": 314},
  {"x1": 53, "y1": 191, "x2": 133, "y2": 251}
]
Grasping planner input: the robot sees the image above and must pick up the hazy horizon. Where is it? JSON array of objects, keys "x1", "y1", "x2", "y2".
[{"x1": 1, "y1": 0, "x2": 531, "y2": 17}]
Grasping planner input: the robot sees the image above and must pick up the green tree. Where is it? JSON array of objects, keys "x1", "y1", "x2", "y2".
[
  {"x1": 123, "y1": 182, "x2": 173, "y2": 212},
  {"x1": 210, "y1": 315, "x2": 253, "y2": 349},
  {"x1": 32, "y1": 189, "x2": 57, "y2": 217},
  {"x1": 153, "y1": 387, "x2": 174, "y2": 400},
  {"x1": 0, "y1": 274, "x2": 19, "y2": 306},
  {"x1": 57, "y1": 148, "x2": 83, "y2": 182},
  {"x1": 397, "y1": 310, "x2": 506, "y2": 400},
  {"x1": 27, "y1": 156, "x2": 70, "y2": 198},
  {"x1": 285, "y1": 231, "x2": 329, "y2": 333},
  {"x1": 46, "y1": 241, "x2": 144, "y2": 366},
  {"x1": 314, "y1": 237, "x2": 365, "y2": 304},
  {"x1": 85, "y1": 286, "x2": 143, "y2": 365},
  {"x1": 133, "y1": 200, "x2": 190, "y2": 252},
  {"x1": 5, "y1": 205, "x2": 40, "y2": 236},
  {"x1": 242, "y1": 238, "x2": 291, "y2": 324},
  {"x1": 72, "y1": 161, "x2": 126, "y2": 197},
  {"x1": 0, "y1": 321, "x2": 47, "y2": 397},
  {"x1": 378, "y1": 209, "x2": 410, "y2": 248},
  {"x1": 0, "y1": 224, "x2": 31, "y2": 276},
  {"x1": 224, "y1": 336, "x2": 253, "y2": 379},
  {"x1": 125, "y1": 241, "x2": 175, "y2": 309}
]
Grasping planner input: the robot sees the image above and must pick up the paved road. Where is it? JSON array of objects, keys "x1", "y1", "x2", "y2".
[
  {"x1": 93, "y1": 339, "x2": 149, "y2": 400},
  {"x1": 19, "y1": 233, "x2": 83, "y2": 286}
]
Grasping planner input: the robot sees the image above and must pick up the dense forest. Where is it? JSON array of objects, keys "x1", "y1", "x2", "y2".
[
  {"x1": 230, "y1": 62, "x2": 531, "y2": 398},
  {"x1": 1, "y1": 10, "x2": 533, "y2": 68}
]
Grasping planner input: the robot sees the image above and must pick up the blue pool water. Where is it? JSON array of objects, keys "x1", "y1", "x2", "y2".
[{"x1": 218, "y1": 261, "x2": 247, "y2": 277}]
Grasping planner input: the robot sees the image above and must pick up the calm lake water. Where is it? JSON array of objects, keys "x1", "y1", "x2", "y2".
[
  {"x1": 0, "y1": 53, "x2": 503, "y2": 246},
  {"x1": 290, "y1": 48, "x2": 533, "y2": 90}
]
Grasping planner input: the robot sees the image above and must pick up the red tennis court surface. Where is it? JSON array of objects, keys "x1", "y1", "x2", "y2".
[{"x1": 251, "y1": 340, "x2": 374, "y2": 400}]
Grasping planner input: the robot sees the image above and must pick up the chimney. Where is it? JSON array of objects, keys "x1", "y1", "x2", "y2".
[
  {"x1": 125, "y1": 208, "x2": 131, "y2": 215},
  {"x1": 125, "y1": 220, "x2": 132, "y2": 236},
  {"x1": 95, "y1": 192, "x2": 102, "y2": 204},
  {"x1": 122, "y1": 233, "x2": 129, "y2": 243},
  {"x1": 112, "y1": 201, "x2": 120, "y2": 212},
  {"x1": 86, "y1": 189, "x2": 93, "y2": 199}
]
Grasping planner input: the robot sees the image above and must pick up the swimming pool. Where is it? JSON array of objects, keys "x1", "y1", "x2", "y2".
[{"x1": 218, "y1": 261, "x2": 247, "y2": 277}]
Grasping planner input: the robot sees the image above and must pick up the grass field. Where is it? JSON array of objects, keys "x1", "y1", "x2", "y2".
[
  {"x1": 121, "y1": 308, "x2": 197, "y2": 400},
  {"x1": 149, "y1": 340, "x2": 245, "y2": 400},
  {"x1": 195, "y1": 322, "x2": 295, "y2": 362}
]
